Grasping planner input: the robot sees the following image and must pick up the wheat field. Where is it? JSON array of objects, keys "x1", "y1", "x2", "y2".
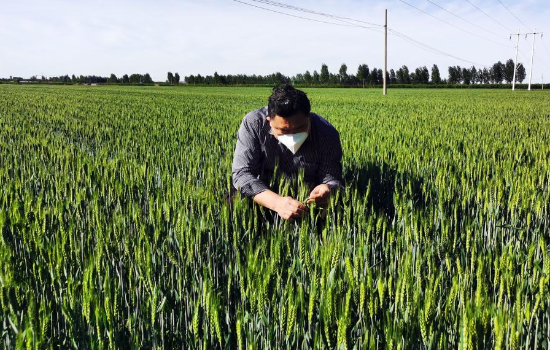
[{"x1": 0, "y1": 85, "x2": 549, "y2": 349}]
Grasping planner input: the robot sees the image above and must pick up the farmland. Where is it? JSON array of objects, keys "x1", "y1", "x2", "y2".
[{"x1": 1, "y1": 85, "x2": 549, "y2": 349}]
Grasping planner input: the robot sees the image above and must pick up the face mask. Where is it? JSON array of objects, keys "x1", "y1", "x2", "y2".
[{"x1": 276, "y1": 132, "x2": 308, "y2": 154}]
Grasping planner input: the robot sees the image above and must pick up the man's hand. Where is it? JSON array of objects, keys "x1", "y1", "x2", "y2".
[
  {"x1": 253, "y1": 190, "x2": 309, "y2": 221},
  {"x1": 275, "y1": 196, "x2": 308, "y2": 220},
  {"x1": 307, "y1": 184, "x2": 331, "y2": 206}
]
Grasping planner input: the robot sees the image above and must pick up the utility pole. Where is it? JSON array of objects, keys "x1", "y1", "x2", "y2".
[
  {"x1": 510, "y1": 30, "x2": 520, "y2": 91},
  {"x1": 528, "y1": 29, "x2": 536, "y2": 91},
  {"x1": 510, "y1": 30, "x2": 543, "y2": 91},
  {"x1": 383, "y1": 9, "x2": 388, "y2": 96},
  {"x1": 528, "y1": 29, "x2": 544, "y2": 91}
]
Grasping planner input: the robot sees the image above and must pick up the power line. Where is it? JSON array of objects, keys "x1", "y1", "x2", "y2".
[
  {"x1": 513, "y1": 39, "x2": 550, "y2": 74},
  {"x1": 231, "y1": 0, "x2": 378, "y2": 29},
  {"x1": 537, "y1": 37, "x2": 550, "y2": 70},
  {"x1": 514, "y1": 41, "x2": 550, "y2": 73},
  {"x1": 517, "y1": 49, "x2": 531, "y2": 65},
  {"x1": 424, "y1": 0, "x2": 501, "y2": 38},
  {"x1": 388, "y1": 29, "x2": 487, "y2": 67},
  {"x1": 543, "y1": 37, "x2": 550, "y2": 55},
  {"x1": 497, "y1": 0, "x2": 529, "y2": 30},
  {"x1": 511, "y1": 34, "x2": 548, "y2": 71},
  {"x1": 232, "y1": 0, "x2": 488, "y2": 68},
  {"x1": 464, "y1": 0, "x2": 512, "y2": 33},
  {"x1": 541, "y1": 37, "x2": 550, "y2": 61},
  {"x1": 398, "y1": 0, "x2": 510, "y2": 48},
  {"x1": 248, "y1": 0, "x2": 383, "y2": 27}
]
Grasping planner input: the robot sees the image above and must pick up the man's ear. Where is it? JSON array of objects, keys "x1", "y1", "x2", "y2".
[{"x1": 266, "y1": 116, "x2": 271, "y2": 122}]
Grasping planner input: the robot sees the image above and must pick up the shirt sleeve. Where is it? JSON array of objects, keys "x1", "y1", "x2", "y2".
[
  {"x1": 319, "y1": 130, "x2": 343, "y2": 189},
  {"x1": 231, "y1": 114, "x2": 270, "y2": 198}
]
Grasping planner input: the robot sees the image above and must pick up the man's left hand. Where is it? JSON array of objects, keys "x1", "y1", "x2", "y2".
[{"x1": 307, "y1": 184, "x2": 331, "y2": 206}]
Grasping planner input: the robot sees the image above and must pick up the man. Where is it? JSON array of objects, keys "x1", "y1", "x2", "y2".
[{"x1": 232, "y1": 84, "x2": 342, "y2": 220}]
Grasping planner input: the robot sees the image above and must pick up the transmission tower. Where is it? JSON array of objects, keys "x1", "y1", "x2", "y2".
[{"x1": 510, "y1": 30, "x2": 543, "y2": 90}]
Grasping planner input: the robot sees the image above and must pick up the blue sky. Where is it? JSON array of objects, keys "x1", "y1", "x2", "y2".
[{"x1": 1, "y1": 0, "x2": 549, "y2": 82}]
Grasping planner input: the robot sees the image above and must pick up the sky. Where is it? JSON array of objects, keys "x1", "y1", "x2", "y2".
[{"x1": 1, "y1": 0, "x2": 550, "y2": 83}]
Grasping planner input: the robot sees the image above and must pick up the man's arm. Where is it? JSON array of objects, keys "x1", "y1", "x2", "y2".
[
  {"x1": 318, "y1": 130, "x2": 343, "y2": 187},
  {"x1": 308, "y1": 129, "x2": 343, "y2": 205},
  {"x1": 231, "y1": 114, "x2": 270, "y2": 197},
  {"x1": 253, "y1": 190, "x2": 308, "y2": 220}
]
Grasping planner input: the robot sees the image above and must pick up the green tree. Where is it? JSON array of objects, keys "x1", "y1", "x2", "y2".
[
  {"x1": 144, "y1": 73, "x2": 153, "y2": 84},
  {"x1": 174, "y1": 73, "x2": 180, "y2": 85},
  {"x1": 389, "y1": 69, "x2": 396, "y2": 84},
  {"x1": 470, "y1": 66, "x2": 478, "y2": 84},
  {"x1": 108, "y1": 74, "x2": 118, "y2": 84},
  {"x1": 491, "y1": 61, "x2": 505, "y2": 83},
  {"x1": 402, "y1": 65, "x2": 411, "y2": 84},
  {"x1": 320, "y1": 64, "x2": 329, "y2": 84},
  {"x1": 122, "y1": 74, "x2": 129, "y2": 84},
  {"x1": 338, "y1": 63, "x2": 348, "y2": 83},
  {"x1": 396, "y1": 67, "x2": 405, "y2": 83},
  {"x1": 480, "y1": 68, "x2": 490, "y2": 84},
  {"x1": 414, "y1": 66, "x2": 429, "y2": 83},
  {"x1": 313, "y1": 70, "x2": 320, "y2": 84},
  {"x1": 516, "y1": 63, "x2": 526, "y2": 83},
  {"x1": 448, "y1": 66, "x2": 462, "y2": 84},
  {"x1": 504, "y1": 59, "x2": 515, "y2": 83},
  {"x1": 356, "y1": 64, "x2": 369, "y2": 86},
  {"x1": 370, "y1": 68, "x2": 378, "y2": 84},
  {"x1": 129, "y1": 74, "x2": 141, "y2": 83},
  {"x1": 370, "y1": 68, "x2": 384, "y2": 84},
  {"x1": 462, "y1": 67, "x2": 472, "y2": 85},
  {"x1": 167, "y1": 72, "x2": 174, "y2": 84},
  {"x1": 431, "y1": 64, "x2": 441, "y2": 84},
  {"x1": 304, "y1": 71, "x2": 312, "y2": 84}
]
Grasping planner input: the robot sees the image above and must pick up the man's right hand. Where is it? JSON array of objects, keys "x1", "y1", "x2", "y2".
[
  {"x1": 253, "y1": 190, "x2": 308, "y2": 221},
  {"x1": 275, "y1": 196, "x2": 308, "y2": 220}
]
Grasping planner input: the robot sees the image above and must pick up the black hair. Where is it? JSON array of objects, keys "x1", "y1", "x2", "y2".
[{"x1": 267, "y1": 84, "x2": 311, "y2": 118}]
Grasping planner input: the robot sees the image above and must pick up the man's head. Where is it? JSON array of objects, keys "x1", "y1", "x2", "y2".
[{"x1": 267, "y1": 84, "x2": 311, "y2": 136}]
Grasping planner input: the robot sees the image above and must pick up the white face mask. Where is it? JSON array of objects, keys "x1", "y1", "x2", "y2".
[{"x1": 277, "y1": 132, "x2": 308, "y2": 154}]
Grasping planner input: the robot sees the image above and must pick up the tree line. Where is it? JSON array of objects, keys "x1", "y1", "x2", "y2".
[
  {"x1": 2, "y1": 59, "x2": 529, "y2": 86},
  {"x1": 184, "y1": 71, "x2": 290, "y2": 86},
  {"x1": 448, "y1": 60, "x2": 526, "y2": 84},
  {"x1": 184, "y1": 59, "x2": 527, "y2": 86},
  {"x1": 4, "y1": 73, "x2": 155, "y2": 84}
]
